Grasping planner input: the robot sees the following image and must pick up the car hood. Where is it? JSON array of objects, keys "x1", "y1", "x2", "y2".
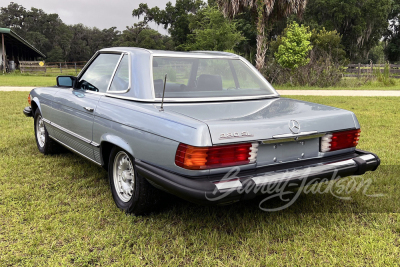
[{"x1": 162, "y1": 98, "x2": 359, "y2": 145}]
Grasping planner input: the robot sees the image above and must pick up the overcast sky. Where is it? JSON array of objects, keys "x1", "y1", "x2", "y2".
[{"x1": 6, "y1": 0, "x2": 174, "y2": 34}]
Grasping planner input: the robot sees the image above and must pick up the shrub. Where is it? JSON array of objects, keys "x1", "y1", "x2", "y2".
[
  {"x1": 265, "y1": 26, "x2": 347, "y2": 87},
  {"x1": 310, "y1": 28, "x2": 347, "y2": 64},
  {"x1": 274, "y1": 22, "x2": 313, "y2": 69},
  {"x1": 373, "y1": 63, "x2": 396, "y2": 86},
  {"x1": 263, "y1": 52, "x2": 343, "y2": 87}
]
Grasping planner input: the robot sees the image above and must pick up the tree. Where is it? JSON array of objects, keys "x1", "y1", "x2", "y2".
[
  {"x1": 384, "y1": 0, "x2": 400, "y2": 62},
  {"x1": 305, "y1": 0, "x2": 391, "y2": 62},
  {"x1": 182, "y1": 6, "x2": 245, "y2": 51},
  {"x1": 0, "y1": 2, "x2": 123, "y2": 62},
  {"x1": 274, "y1": 22, "x2": 312, "y2": 69},
  {"x1": 369, "y1": 42, "x2": 385, "y2": 64},
  {"x1": 114, "y1": 22, "x2": 174, "y2": 50},
  {"x1": 67, "y1": 24, "x2": 92, "y2": 62},
  {"x1": 310, "y1": 28, "x2": 347, "y2": 64},
  {"x1": 46, "y1": 46, "x2": 64, "y2": 62},
  {"x1": 132, "y1": 0, "x2": 205, "y2": 49},
  {"x1": 0, "y1": 2, "x2": 25, "y2": 33},
  {"x1": 217, "y1": 0, "x2": 308, "y2": 70}
]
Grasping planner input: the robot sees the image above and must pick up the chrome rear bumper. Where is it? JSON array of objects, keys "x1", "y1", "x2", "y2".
[{"x1": 219, "y1": 154, "x2": 378, "y2": 191}]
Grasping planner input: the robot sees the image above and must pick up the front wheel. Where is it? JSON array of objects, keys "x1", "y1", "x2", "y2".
[
  {"x1": 34, "y1": 109, "x2": 60, "y2": 155},
  {"x1": 108, "y1": 147, "x2": 161, "y2": 215}
]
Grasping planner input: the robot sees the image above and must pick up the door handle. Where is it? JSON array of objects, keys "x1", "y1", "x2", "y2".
[{"x1": 83, "y1": 107, "x2": 94, "y2": 112}]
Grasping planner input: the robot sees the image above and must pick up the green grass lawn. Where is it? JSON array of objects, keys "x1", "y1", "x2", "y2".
[
  {"x1": 276, "y1": 79, "x2": 400, "y2": 90},
  {"x1": 0, "y1": 75, "x2": 57, "y2": 87},
  {"x1": 0, "y1": 71, "x2": 79, "y2": 87},
  {"x1": 1, "y1": 92, "x2": 399, "y2": 266}
]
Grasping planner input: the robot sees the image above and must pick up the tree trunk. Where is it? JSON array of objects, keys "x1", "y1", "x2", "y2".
[
  {"x1": 255, "y1": 33, "x2": 267, "y2": 70},
  {"x1": 255, "y1": 2, "x2": 266, "y2": 71}
]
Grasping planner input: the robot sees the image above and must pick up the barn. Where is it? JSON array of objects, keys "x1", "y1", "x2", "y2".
[{"x1": 1, "y1": 27, "x2": 45, "y2": 72}]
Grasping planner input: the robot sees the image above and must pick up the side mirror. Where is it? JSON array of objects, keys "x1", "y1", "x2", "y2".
[{"x1": 57, "y1": 76, "x2": 77, "y2": 88}]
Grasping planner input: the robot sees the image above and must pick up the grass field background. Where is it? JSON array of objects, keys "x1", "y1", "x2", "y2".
[
  {"x1": 0, "y1": 71, "x2": 78, "y2": 87},
  {"x1": 275, "y1": 79, "x2": 400, "y2": 90},
  {"x1": 0, "y1": 92, "x2": 399, "y2": 266},
  {"x1": 1, "y1": 73, "x2": 400, "y2": 90}
]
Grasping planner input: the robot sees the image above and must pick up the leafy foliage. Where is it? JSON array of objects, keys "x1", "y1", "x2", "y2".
[
  {"x1": 274, "y1": 22, "x2": 312, "y2": 69},
  {"x1": 266, "y1": 25, "x2": 346, "y2": 87},
  {"x1": 384, "y1": 0, "x2": 400, "y2": 62},
  {"x1": 181, "y1": 7, "x2": 245, "y2": 51},
  {"x1": 1, "y1": 0, "x2": 398, "y2": 65},
  {"x1": 369, "y1": 42, "x2": 386, "y2": 64},
  {"x1": 373, "y1": 63, "x2": 395, "y2": 86},
  {"x1": 113, "y1": 22, "x2": 174, "y2": 50},
  {"x1": 304, "y1": 0, "x2": 391, "y2": 62},
  {"x1": 132, "y1": 0, "x2": 205, "y2": 49},
  {"x1": 217, "y1": 0, "x2": 308, "y2": 70},
  {"x1": 0, "y1": 2, "x2": 120, "y2": 62},
  {"x1": 310, "y1": 28, "x2": 347, "y2": 64}
]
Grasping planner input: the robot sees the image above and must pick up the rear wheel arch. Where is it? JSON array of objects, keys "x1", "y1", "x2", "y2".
[
  {"x1": 106, "y1": 145, "x2": 163, "y2": 215},
  {"x1": 100, "y1": 141, "x2": 114, "y2": 170},
  {"x1": 99, "y1": 137, "x2": 135, "y2": 170}
]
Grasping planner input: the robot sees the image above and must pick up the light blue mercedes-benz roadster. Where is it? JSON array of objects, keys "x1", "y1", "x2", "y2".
[{"x1": 23, "y1": 48, "x2": 380, "y2": 214}]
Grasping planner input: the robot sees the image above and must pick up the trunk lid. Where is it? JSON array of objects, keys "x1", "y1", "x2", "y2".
[
  {"x1": 164, "y1": 98, "x2": 359, "y2": 167},
  {"x1": 164, "y1": 98, "x2": 358, "y2": 145}
]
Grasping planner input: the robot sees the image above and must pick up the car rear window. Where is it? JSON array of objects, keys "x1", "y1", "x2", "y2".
[{"x1": 152, "y1": 57, "x2": 275, "y2": 99}]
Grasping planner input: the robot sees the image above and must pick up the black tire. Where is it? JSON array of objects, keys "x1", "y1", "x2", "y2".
[
  {"x1": 108, "y1": 146, "x2": 161, "y2": 215},
  {"x1": 34, "y1": 109, "x2": 61, "y2": 155}
]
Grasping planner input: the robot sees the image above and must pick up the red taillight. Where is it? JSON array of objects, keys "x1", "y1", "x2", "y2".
[
  {"x1": 175, "y1": 143, "x2": 258, "y2": 170},
  {"x1": 320, "y1": 129, "x2": 361, "y2": 152},
  {"x1": 28, "y1": 94, "x2": 32, "y2": 106}
]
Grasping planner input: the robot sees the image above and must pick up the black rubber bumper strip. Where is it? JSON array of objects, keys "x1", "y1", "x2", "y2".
[
  {"x1": 23, "y1": 106, "x2": 33, "y2": 117},
  {"x1": 135, "y1": 160, "x2": 242, "y2": 205},
  {"x1": 135, "y1": 150, "x2": 380, "y2": 205}
]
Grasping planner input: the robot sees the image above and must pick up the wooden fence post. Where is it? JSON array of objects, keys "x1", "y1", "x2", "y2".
[
  {"x1": 75, "y1": 62, "x2": 77, "y2": 75},
  {"x1": 59, "y1": 63, "x2": 62, "y2": 73},
  {"x1": 371, "y1": 62, "x2": 373, "y2": 78},
  {"x1": 358, "y1": 63, "x2": 361, "y2": 79},
  {"x1": 1, "y1": 33, "x2": 5, "y2": 74}
]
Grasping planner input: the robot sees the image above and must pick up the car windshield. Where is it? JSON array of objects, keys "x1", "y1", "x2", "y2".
[{"x1": 152, "y1": 56, "x2": 276, "y2": 98}]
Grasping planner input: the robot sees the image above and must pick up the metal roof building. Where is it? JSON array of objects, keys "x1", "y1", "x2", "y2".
[{"x1": 1, "y1": 28, "x2": 46, "y2": 72}]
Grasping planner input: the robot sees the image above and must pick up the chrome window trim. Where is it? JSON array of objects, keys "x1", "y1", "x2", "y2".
[
  {"x1": 152, "y1": 53, "x2": 239, "y2": 59},
  {"x1": 77, "y1": 51, "x2": 126, "y2": 94},
  {"x1": 78, "y1": 89, "x2": 105, "y2": 96},
  {"x1": 106, "y1": 53, "x2": 124, "y2": 92},
  {"x1": 105, "y1": 93, "x2": 280, "y2": 103},
  {"x1": 43, "y1": 118, "x2": 100, "y2": 147},
  {"x1": 106, "y1": 53, "x2": 132, "y2": 94},
  {"x1": 149, "y1": 54, "x2": 279, "y2": 102}
]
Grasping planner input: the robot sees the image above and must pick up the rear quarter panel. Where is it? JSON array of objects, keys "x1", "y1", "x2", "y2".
[{"x1": 93, "y1": 96, "x2": 213, "y2": 176}]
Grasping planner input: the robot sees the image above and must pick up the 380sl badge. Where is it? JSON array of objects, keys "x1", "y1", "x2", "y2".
[{"x1": 220, "y1": 131, "x2": 253, "y2": 139}]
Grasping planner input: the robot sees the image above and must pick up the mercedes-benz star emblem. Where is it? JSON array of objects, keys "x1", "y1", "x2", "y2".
[{"x1": 289, "y1": 120, "x2": 301, "y2": 134}]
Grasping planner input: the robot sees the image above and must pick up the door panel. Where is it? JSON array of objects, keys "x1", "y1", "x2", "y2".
[{"x1": 51, "y1": 88, "x2": 102, "y2": 160}]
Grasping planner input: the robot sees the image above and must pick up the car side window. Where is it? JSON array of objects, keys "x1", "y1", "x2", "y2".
[
  {"x1": 109, "y1": 55, "x2": 130, "y2": 92},
  {"x1": 77, "y1": 53, "x2": 121, "y2": 93}
]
